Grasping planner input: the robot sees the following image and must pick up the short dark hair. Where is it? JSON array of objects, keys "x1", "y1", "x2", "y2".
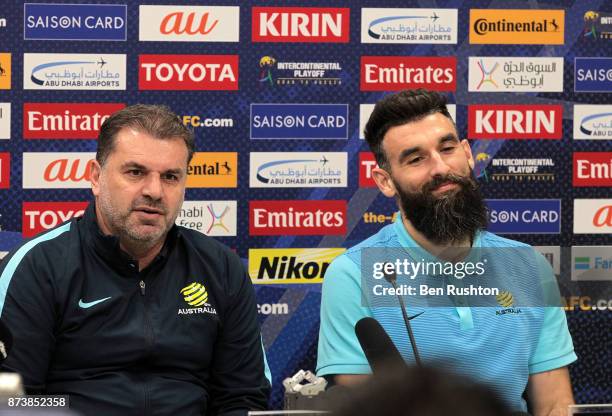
[
  {"x1": 364, "y1": 89, "x2": 454, "y2": 170},
  {"x1": 96, "y1": 104, "x2": 195, "y2": 166}
]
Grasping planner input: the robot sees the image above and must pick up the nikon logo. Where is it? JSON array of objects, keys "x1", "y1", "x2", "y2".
[{"x1": 249, "y1": 248, "x2": 345, "y2": 284}]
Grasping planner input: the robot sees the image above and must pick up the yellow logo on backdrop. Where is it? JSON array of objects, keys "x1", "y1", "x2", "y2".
[
  {"x1": 249, "y1": 248, "x2": 345, "y2": 284},
  {"x1": 469, "y1": 9, "x2": 565, "y2": 44},
  {"x1": 0, "y1": 53, "x2": 11, "y2": 90},
  {"x1": 186, "y1": 152, "x2": 237, "y2": 188}
]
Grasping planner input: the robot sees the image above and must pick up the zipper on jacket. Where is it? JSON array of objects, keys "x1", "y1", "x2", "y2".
[{"x1": 139, "y1": 278, "x2": 152, "y2": 415}]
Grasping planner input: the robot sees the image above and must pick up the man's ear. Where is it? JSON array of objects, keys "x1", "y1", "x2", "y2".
[
  {"x1": 461, "y1": 139, "x2": 475, "y2": 170},
  {"x1": 372, "y1": 166, "x2": 397, "y2": 198},
  {"x1": 90, "y1": 160, "x2": 102, "y2": 197}
]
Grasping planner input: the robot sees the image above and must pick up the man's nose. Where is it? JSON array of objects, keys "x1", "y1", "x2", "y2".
[
  {"x1": 142, "y1": 174, "x2": 163, "y2": 200},
  {"x1": 429, "y1": 152, "x2": 451, "y2": 177}
]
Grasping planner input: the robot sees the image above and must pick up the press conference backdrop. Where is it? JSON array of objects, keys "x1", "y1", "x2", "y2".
[{"x1": 0, "y1": 0, "x2": 611, "y2": 408}]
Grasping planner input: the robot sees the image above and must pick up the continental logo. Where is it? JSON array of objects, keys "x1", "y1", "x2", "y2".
[
  {"x1": 249, "y1": 248, "x2": 345, "y2": 284},
  {"x1": 178, "y1": 282, "x2": 217, "y2": 315},
  {"x1": 186, "y1": 152, "x2": 237, "y2": 188},
  {"x1": 469, "y1": 9, "x2": 564, "y2": 45},
  {"x1": 0, "y1": 53, "x2": 10, "y2": 89}
]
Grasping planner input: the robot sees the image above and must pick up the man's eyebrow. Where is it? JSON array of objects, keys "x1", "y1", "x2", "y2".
[
  {"x1": 121, "y1": 161, "x2": 147, "y2": 170},
  {"x1": 397, "y1": 134, "x2": 460, "y2": 164},
  {"x1": 163, "y1": 168, "x2": 184, "y2": 176},
  {"x1": 439, "y1": 134, "x2": 460, "y2": 145},
  {"x1": 398, "y1": 146, "x2": 421, "y2": 164}
]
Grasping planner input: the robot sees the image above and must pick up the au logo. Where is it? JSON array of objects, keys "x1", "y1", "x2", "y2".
[
  {"x1": 181, "y1": 282, "x2": 209, "y2": 307},
  {"x1": 496, "y1": 291, "x2": 514, "y2": 307}
]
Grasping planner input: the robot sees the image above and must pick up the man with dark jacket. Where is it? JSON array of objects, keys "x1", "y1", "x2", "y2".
[{"x1": 0, "y1": 105, "x2": 270, "y2": 415}]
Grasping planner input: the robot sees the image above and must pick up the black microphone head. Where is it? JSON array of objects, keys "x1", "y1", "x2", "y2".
[
  {"x1": 355, "y1": 317, "x2": 405, "y2": 374},
  {"x1": 0, "y1": 319, "x2": 12, "y2": 362},
  {"x1": 382, "y1": 263, "x2": 397, "y2": 285}
]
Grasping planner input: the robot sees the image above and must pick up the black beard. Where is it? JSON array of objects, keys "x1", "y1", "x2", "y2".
[{"x1": 395, "y1": 172, "x2": 488, "y2": 246}]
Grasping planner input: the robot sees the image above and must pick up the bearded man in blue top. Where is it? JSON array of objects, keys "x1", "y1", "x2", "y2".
[{"x1": 316, "y1": 89, "x2": 576, "y2": 416}]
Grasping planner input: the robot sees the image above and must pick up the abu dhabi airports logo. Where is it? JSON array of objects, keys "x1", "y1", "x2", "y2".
[
  {"x1": 258, "y1": 55, "x2": 342, "y2": 86},
  {"x1": 583, "y1": 11, "x2": 612, "y2": 40},
  {"x1": 250, "y1": 152, "x2": 347, "y2": 188},
  {"x1": 23, "y1": 53, "x2": 126, "y2": 90},
  {"x1": 574, "y1": 105, "x2": 612, "y2": 139},
  {"x1": 475, "y1": 153, "x2": 555, "y2": 182},
  {"x1": 361, "y1": 8, "x2": 457, "y2": 44},
  {"x1": 178, "y1": 282, "x2": 217, "y2": 315}
]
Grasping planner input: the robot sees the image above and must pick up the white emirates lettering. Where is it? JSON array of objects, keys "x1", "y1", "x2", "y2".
[
  {"x1": 577, "y1": 159, "x2": 612, "y2": 179},
  {"x1": 27, "y1": 111, "x2": 108, "y2": 132},
  {"x1": 253, "y1": 208, "x2": 344, "y2": 228},
  {"x1": 365, "y1": 64, "x2": 453, "y2": 84}
]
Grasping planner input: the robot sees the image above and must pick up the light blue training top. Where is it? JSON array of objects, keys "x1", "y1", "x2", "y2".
[{"x1": 316, "y1": 216, "x2": 576, "y2": 412}]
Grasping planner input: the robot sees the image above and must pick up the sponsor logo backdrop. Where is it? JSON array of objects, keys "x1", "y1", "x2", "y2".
[{"x1": 0, "y1": 1, "x2": 610, "y2": 408}]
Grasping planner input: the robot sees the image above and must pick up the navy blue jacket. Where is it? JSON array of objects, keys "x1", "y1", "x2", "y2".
[{"x1": 0, "y1": 203, "x2": 270, "y2": 415}]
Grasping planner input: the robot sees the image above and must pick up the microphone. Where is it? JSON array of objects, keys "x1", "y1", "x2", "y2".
[
  {"x1": 355, "y1": 317, "x2": 406, "y2": 374},
  {"x1": 383, "y1": 267, "x2": 423, "y2": 367},
  {"x1": 0, "y1": 320, "x2": 12, "y2": 363}
]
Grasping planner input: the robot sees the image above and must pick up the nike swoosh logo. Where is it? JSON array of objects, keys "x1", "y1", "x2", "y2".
[{"x1": 78, "y1": 297, "x2": 111, "y2": 309}]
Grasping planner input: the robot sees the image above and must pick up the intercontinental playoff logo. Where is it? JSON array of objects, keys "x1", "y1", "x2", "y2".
[
  {"x1": 258, "y1": 55, "x2": 342, "y2": 86},
  {"x1": 475, "y1": 152, "x2": 555, "y2": 183},
  {"x1": 583, "y1": 11, "x2": 612, "y2": 40},
  {"x1": 259, "y1": 56, "x2": 275, "y2": 86}
]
